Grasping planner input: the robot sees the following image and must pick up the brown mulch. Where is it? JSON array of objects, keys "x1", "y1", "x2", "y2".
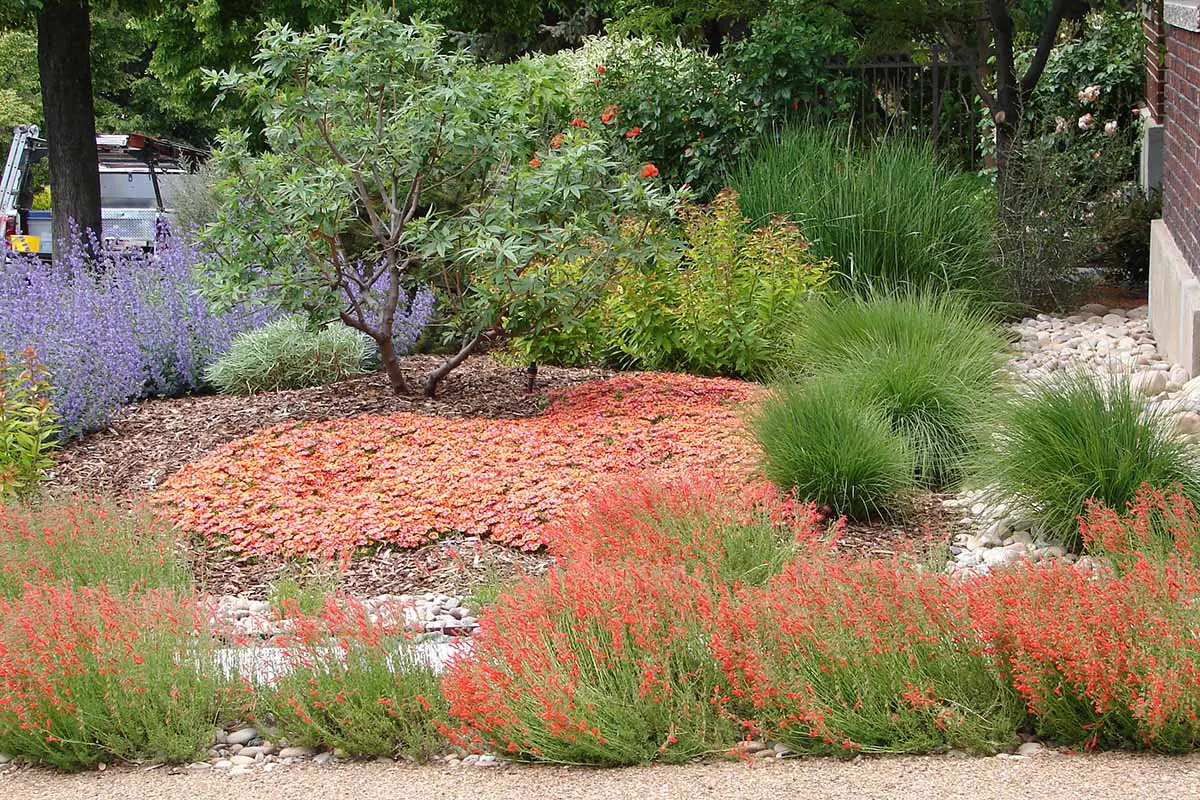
[
  {"x1": 45, "y1": 354, "x2": 954, "y2": 599},
  {"x1": 832, "y1": 492, "x2": 955, "y2": 562},
  {"x1": 46, "y1": 355, "x2": 610, "y2": 499}
]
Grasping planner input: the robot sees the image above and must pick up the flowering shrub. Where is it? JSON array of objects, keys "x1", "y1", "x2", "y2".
[
  {"x1": 442, "y1": 563, "x2": 736, "y2": 765},
  {"x1": 0, "y1": 349, "x2": 59, "y2": 497},
  {"x1": 970, "y1": 558, "x2": 1200, "y2": 751},
  {"x1": 0, "y1": 238, "x2": 271, "y2": 437},
  {"x1": 264, "y1": 596, "x2": 446, "y2": 760},
  {"x1": 0, "y1": 584, "x2": 225, "y2": 770},
  {"x1": 158, "y1": 373, "x2": 762, "y2": 556},
  {"x1": 713, "y1": 558, "x2": 1022, "y2": 754},
  {"x1": 0, "y1": 498, "x2": 188, "y2": 598},
  {"x1": 564, "y1": 36, "x2": 751, "y2": 196},
  {"x1": 547, "y1": 478, "x2": 827, "y2": 588},
  {"x1": 1079, "y1": 486, "x2": 1200, "y2": 570}
]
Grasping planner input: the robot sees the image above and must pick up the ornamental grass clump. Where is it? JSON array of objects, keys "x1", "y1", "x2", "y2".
[
  {"x1": 981, "y1": 373, "x2": 1200, "y2": 551},
  {"x1": 264, "y1": 596, "x2": 447, "y2": 761},
  {"x1": 969, "y1": 556, "x2": 1200, "y2": 751},
  {"x1": 442, "y1": 564, "x2": 737, "y2": 765},
  {"x1": 752, "y1": 381, "x2": 914, "y2": 519},
  {"x1": 784, "y1": 293, "x2": 1009, "y2": 490},
  {"x1": 547, "y1": 478, "x2": 828, "y2": 589},
  {"x1": 732, "y1": 125, "x2": 997, "y2": 300},
  {"x1": 0, "y1": 237, "x2": 272, "y2": 437},
  {"x1": 0, "y1": 498, "x2": 189, "y2": 598},
  {"x1": 0, "y1": 584, "x2": 225, "y2": 770},
  {"x1": 713, "y1": 558, "x2": 1022, "y2": 754},
  {"x1": 205, "y1": 316, "x2": 372, "y2": 394}
]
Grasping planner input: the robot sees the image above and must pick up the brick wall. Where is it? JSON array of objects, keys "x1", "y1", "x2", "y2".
[
  {"x1": 1147, "y1": 1, "x2": 1167, "y2": 120},
  {"x1": 1164, "y1": 24, "x2": 1200, "y2": 266}
]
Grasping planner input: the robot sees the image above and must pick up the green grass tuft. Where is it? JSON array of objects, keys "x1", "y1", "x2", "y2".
[
  {"x1": 752, "y1": 380, "x2": 915, "y2": 520},
  {"x1": 981, "y1": 372, "x2": 1200, "y2": 551},
  {"x1": 205, "y1": 316, "x2": 369, "y2": 394}
]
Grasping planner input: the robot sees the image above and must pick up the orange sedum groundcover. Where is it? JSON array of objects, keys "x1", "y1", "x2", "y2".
[{"x1": 157, "y1": 373, "x2": 764, "y2": 556}]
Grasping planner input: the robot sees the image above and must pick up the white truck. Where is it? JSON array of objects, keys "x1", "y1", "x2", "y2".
[{"x1": 0, "y1": 124, "x2": 208, "y2": 257}]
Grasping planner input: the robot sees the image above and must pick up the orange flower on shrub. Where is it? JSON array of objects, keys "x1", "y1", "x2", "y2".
[
  {"x1": 626, "y1": 126, "x2": 641, "y2": 139},
  {"x1": 640, "y1": 164, "x2": 660, "y2": 178},
  {"x1": 529, "y1": 157, "x2": 540, "y2": 167},
  {"x1": 570, "y1": 117, "x2": 589, "y2": 129},
  {"x1": 550, "y1": 133, "x2": 566, "y2": 148}
]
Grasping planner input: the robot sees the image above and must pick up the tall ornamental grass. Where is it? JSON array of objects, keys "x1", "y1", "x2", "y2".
[
  {"x1": 786, "y1": 293, "x2": 1009, "y2": 489},
  {"x1": 732, "y1": 126, "x2": 997, "y2": 300},
  {"x1": 0, "y1": 239, "x2": 272, "y2": 437},
  {"x1": 981, "y1": 373, "x2": 1200, "y2": 551}
]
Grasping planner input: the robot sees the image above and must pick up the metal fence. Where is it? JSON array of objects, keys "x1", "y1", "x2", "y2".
[{"x1": 827, "y1": 48, "x2": 983, "y2": 170}]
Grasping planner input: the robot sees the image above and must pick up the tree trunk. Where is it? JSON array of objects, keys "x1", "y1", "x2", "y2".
[
  {"x1": 37, "y1": 0, "x2": 101, "y2": 260},
  {"x1": 377, "y1": 335, "x2": 410, "y2": 395}
]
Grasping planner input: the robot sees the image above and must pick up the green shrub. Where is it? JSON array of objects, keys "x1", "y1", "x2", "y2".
[
  {"x1": 513, "y1": 190, "x2": 833, "y2": 377},
  {"x1": 753, "y1": 381, "x2": 915, "y2": 520},
  {"x1": 205, "y1": 317, "x2": 370, "y2": 394},
  {"x1": 787, "y1": 294, "x2": 1009, "y2": 489},
  {"x1": 0, "y1": 499, "x2": 189, "y2": 598},
  {"x1": 732, "y1": 125, "x2": 997, "y2": 300},
  {"x1": 982, "y1": 373, "x2": 1200, "y2": 551},
  {"x1": 267, "y1": 598, "x2": 447, "y2": 761},
  {"x1": 0, "y1": 349, "x2": 59, "y2": 499}
]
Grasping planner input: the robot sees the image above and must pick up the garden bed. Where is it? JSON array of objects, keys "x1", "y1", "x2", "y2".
[{"x1": 47, "y1": 355, "x2": 610, "y2": 498}]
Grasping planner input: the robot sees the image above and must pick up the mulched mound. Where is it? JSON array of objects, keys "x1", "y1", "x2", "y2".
[
  {"x1": 156, "y1": 372, "x2": 761, "y2": 554},
  {"x1": 47, "y1": 355, "x2": 610, "y2": 498}
]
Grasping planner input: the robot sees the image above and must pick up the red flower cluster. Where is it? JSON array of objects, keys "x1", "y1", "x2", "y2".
[
  {"x1": 640, "y1": 163, "x2": 660, "y2": 178},
  {"x1": 157, "y1": 373, "x2": 763, "y2": 556}
]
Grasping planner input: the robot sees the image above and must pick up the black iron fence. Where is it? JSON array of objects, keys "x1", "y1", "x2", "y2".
[{"x1": 827, "y1": 48, "x2": 983, "y2": 170}]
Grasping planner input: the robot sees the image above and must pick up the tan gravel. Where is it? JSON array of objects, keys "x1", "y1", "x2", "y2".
[{"x1": 5, "y1": 753, "x2": 1200, "y2": 800}]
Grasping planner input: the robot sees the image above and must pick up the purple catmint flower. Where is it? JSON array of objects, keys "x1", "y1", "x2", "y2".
[{"x1": 0, "y1": 235, "x2": 273, "y2": 438}]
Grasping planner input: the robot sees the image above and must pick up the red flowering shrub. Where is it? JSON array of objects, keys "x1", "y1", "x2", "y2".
[
  {"x1": 712, "y1": 559, "x2": 1021, "y2": 754},
  {"x1": 1080, "y1": 484, "x2": 1200, "y2": 569},
  {"x1": 971, "y1": 556, "x2": 1200, "y2": 752},
  {"x1": 158, "y1": 373, "x2": 761, "y2": 556},
  {"x1": 547, "y1": 477, "x2": 828, "y2": 588},
  {"x1": 262, "y1": 596, "x2": 446, "y2": 760},
  {"x1": 0, "y1": 499, "x2": 188, "y2": 598},
  {"x1": 441, "y1": 563, "x2": 736, "y2": 765},
  {"x1": 0, "y1": 584, "x2": 225, "y2": 770}
]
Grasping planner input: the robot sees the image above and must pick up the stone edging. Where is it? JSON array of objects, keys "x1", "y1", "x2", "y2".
[{"x1": 1165, "y1": 0, "x2": 1200, "y2": 32}]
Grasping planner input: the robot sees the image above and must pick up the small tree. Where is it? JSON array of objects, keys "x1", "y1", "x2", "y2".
[{"x1": 203, "y1": 11, "x2": 680, "y2": 397}]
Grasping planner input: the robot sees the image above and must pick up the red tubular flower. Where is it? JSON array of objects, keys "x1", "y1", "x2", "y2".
[
  {"x1": 529, "y1": 157, "x2": 540, "y2": 167},
  {"x1": 570, "y1": 117, "x2": 589, "y2": 129},
  {"x1": 550, "y1": 133, "x2": 565, "y2": 148},
  {"x1": 600, "y1": 111, "x2": 616, "y2": 125},
  {"x1": 640, "y1": 163, "x2": 659, "y2": 178},
  {"x1": 625, "y1": 126, "x2": 641, "y2": 139},
  {"x1": 596, "y1": 65, "x2": 606, "y2": 74}
]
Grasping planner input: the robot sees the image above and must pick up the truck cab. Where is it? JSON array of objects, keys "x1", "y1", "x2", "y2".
[{"x1": 0, "y1": 124, "x2": 208, "y2": 257}]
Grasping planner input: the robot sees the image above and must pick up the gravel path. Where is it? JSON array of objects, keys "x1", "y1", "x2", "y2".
[{"x1": 6, "y1": 754, "x2": 1200, "y2": 800}]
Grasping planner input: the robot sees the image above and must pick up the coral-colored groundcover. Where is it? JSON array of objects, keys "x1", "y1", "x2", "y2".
[{"x1": 157, "y1": 373, "x2": 763, "y2": 556}]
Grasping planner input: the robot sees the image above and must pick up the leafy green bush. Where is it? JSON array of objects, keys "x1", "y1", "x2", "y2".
[
  {"x1": 981, "y1": 373, "x2": 1200, "y2": 551},
  {"x1": 787, "y1": 294, "x2": 1008, "y2": 488},
  {"x1": 514, "y1": 190, "x2": 833, "y2": 377},
  {"x1": 0, "y1": 349, "x2": 59, "y2": 499},
  {"x1": 204, "y1": 317, "x2": 370, "y2": 394},
  {"x1": 733, "y1": 126, "x2": 997, "y2": 300},
  {"x1": 566, "y1": 35, "x2": 751, "y2": 196},
  {"x1": 0, "y1": 499, "x2": 188, "y2": 598},
  {"x1": 753, "y1": 381, "x2": 915, "y2": 520}
]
